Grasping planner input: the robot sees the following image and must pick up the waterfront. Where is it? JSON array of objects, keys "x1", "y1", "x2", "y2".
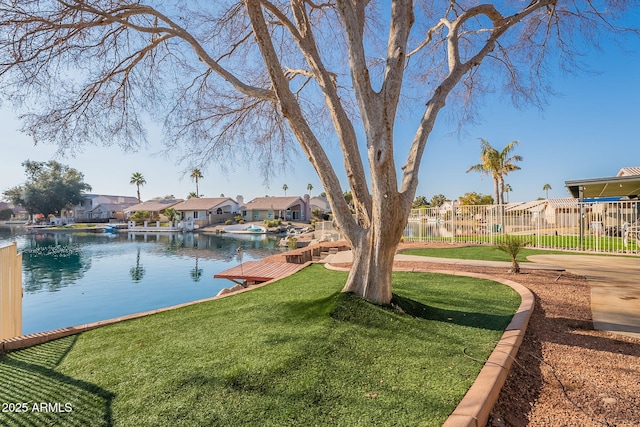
[{"x1": 0, "y1": 226, "x2": 284, "y2": 335}]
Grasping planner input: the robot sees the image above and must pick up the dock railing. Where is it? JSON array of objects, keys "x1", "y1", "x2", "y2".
[
  {"x1": 0, "y1": 242, "x2": 22, "y2": 340},
  {"x1": 403, "y1": 199, "x2": 640, "y2": 255}
]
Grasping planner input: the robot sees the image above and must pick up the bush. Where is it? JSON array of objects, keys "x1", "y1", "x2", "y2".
[
  {"x1": 288, "y1": 237, "x2": 298, "y2": 250},
  {"x1": 225, "y1": 219, "x2": 233, "y2": 225},
  {"x1": 264, "y1": 218, "x2": 282, "y2": 228},
  {"x1": 0, "y1": 208, "x2": 13, "y2": 221},
  {"x1": 130, "y1": 211, "x2": 151, "y2": 222}
]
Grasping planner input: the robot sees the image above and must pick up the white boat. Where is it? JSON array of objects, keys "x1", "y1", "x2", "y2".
[{"x1": 223, "y1": 224, "x2": 267, "y2": 234}]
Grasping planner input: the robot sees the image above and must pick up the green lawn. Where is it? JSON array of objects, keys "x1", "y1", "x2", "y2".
[
  {"x1": 406, "y1": 234, "x2": 638, "y2": 252},
  {"x1": 0, "y1": 265, "x2": 520, "y2": 426},
  {"x1": 400, "y1": 244, "x2": 568, "y2": 262}
]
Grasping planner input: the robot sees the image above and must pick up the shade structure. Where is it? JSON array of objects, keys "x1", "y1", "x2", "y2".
[{"x1": 565, "y1": 175, "x2": 640, "y2": 200}]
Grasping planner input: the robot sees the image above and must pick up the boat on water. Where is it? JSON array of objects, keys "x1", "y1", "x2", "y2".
[
  {"x1": 223, "y1": 224, "x2": 267, "y2": 234},
  {"x1": 103, "y1": 225, "x2": 119, "y2": 233}
]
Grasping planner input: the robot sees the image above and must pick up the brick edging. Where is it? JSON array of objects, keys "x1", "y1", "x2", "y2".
[
  {"x1": 324, "y1": 263, "x2": 534, "y2": 427},
  {"x1": 1, "y1": 261, "x2": 311, "y2": 355}
]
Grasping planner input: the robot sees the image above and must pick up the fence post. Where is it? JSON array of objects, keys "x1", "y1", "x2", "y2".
[{"x1": 0, "y1": 242, "x2": 23, "y2": 340}]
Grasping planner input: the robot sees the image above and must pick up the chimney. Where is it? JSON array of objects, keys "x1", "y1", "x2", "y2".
[{"x1": 236, "y1": 195, "x2": 244, "y2": 207}]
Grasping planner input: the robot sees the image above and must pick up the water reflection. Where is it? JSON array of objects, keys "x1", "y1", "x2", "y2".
[
  {"x1": 20, "y1": 234, "x2": 92, "y2": 293},
  {"x1": 190, "y1": 258, "x2": 203, "y2": 282},
  {"x1": 129, "y1": 248, "x2": 146, "y2": 283}
]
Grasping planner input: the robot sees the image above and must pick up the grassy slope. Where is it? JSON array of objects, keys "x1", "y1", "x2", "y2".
[{"x1": 0, "y1": 265, "x2": 519, "y2": 426}]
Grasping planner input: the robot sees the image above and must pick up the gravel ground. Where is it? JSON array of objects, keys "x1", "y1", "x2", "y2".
[{"x1": 385, "y1": 243, "x2": 640, "y2": 426}]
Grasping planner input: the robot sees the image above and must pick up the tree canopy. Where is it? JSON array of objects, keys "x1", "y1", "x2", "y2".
[
  {"x1": 0, "y1": 1, "x2": 636, "y2": 304},
  {"x1": 458, "y1": 192, "x2": 494, "y2": 205},
  {"x1": 412, "y1": 195, "x2": 430, "y2": 208},
  {"x1": 2, "y1": 160, "x2": 91, "y2": 217}
]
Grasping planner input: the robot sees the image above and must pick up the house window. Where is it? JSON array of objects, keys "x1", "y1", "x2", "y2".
[{"x1": 216, "y1": 208, "x2": 222, "y2": 215}]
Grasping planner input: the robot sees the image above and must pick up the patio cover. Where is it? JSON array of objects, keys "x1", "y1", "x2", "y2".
[{"x1": 565, "y1": 175, "x2": 640, "y2": 200}]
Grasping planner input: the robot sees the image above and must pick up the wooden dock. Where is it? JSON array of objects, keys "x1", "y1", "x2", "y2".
[{"x1": 214, "y1": 261, "x2": 307, "y2": 285}]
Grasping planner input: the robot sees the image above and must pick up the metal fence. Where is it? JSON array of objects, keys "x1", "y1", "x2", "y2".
[
  {"x1": 0, "y1": 242, "x2": 22, "y2": 340},
  {"x1": 317, "y1": 220, "x2": 343, "y2": 242},
  {"x1": 403, "y1": 200, "x2": 640, "y2": 255}
]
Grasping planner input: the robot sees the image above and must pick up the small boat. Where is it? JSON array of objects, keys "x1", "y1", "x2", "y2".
[
  {"x1": 104, "y1": 225, "x2": 119, "y2": 233},
  {"x1": 223, "y1": 224, "x2": 267, "y2": 234}
]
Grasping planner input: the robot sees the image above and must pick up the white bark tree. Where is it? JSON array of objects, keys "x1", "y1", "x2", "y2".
[{"x1": 0, "y1": 0, "x2": 636, "y2": 304}]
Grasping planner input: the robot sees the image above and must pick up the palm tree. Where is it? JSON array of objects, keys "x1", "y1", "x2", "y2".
[
  {"x1": 307, "y1": 183, "x2": 313, "y2": 195},
  {"x1": 190, "y1": 168, "x2": 203, "y2": 197},
  {"x1": 282, "y1": 183, "x2": 288, "y2": 196},
  {"x1": 466, "y1": 139, "x2": 522, "y2": 205},
  {"x1": 495, "y1": 235, "x2": 529, "y2": 273},
  {"x1": 504, "y1": 184, "x2": 513, "y2": 203},
  {"x1": 543, "y1": 183, "x2": 552, "y2": 200},
  {"x1": 130, "y1": 172, "x2": 146, "y2": 203}
]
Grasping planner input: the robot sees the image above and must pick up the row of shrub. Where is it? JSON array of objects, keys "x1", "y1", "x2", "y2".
[{"x1": 264, "y1": 218, "x2": 283, "y2": 228}]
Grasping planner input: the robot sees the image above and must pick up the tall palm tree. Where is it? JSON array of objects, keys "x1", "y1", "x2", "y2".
[
  {"x1": 466, "y1": 139, "x2": 522, "y2": 205},
  {"x1": 543, "y1": 183, "x2": 552, "y2": 199},
  {"x1": 190, "y1": 168, "x2": 203, "y2": 197},
  {"x1": 282, "y1": 183, "x2": 288, "y2": 196},
  {"x1": 130, "y1": 172, "x2": 146, "y2": 203},
  {"x1": 307, "y1": 183, "x2": 313, "y2": 195},
  {"x1": 504, "y1": 184, "x2": 513, "y2": 203}
]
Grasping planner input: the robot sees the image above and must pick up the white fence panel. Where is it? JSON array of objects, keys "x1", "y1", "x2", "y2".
[{"x1": 404, "y1": 200, "x2": 640, "y2": 255}]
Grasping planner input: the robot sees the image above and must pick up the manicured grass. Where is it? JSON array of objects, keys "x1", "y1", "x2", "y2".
[
  {"x1": 400, "y1": 245, "x2": 568, "y2": 262},
  {"x1": 0, "y1": 265, "x2": 519, "y2": 426},
  {"x1": 409, "y1": 234, "x2": 638, "y2": 252}
]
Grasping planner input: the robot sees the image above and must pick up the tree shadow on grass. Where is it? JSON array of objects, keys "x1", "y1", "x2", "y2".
[
  {"x1": 0, "y1": 335, "x2": 114, "y2": 426},
  {"x1": 391, "y1": 294, "x2": 515, "y2": 331}
]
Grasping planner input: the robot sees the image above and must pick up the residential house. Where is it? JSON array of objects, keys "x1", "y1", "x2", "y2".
[
  {"x1": 503, "y1": 198, "x2": 580, "y2": 230},
  {"x1": 309, "y1": 196, "x2": 330, "y2": 215},
  {"x1": 0, "y1": 202, "x2": 29, "y2": 222},
  {"x1": 616, "y1": 167, "x2": 640, "y2": 177},
  {"x1": 173, "y1": 197, "x2": 239, "y2": 227},
  {"x1": 309, "y1": 196, "x2": 331, "y2": 220},
  {"x1": 124, "y1": 199, "x2": 183, "y2": 221},
  {"x1": 85, "y1": 203, "x2": 134, "y2": 222},
  {"x1": 72, "y1": 194, "x2": 139, "y2": 222},
  {"x1": 239, "y1": 195, "x2": 311, "y2": 222}
]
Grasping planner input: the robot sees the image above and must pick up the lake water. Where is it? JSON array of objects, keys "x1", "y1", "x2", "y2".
[{"x1": 0, "y1": 226, "x2": 285, "y2": 335}]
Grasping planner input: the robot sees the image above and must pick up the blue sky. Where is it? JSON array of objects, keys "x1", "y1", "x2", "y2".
[{"x1": 1, "y1": 19, "x2": 639, "y2": 204}]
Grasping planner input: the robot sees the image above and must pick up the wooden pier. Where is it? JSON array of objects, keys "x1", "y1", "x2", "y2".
[{"x1": 214, "y1": 261, "x2": 307, "y2": 286}]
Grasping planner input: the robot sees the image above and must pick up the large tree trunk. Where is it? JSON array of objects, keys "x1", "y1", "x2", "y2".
[
  {"x1": 341, "y1": 222, "x2": 399, "y2": 305},
  {"x1": 339, "y1": 131, "x2": 409, "y2": 305}
]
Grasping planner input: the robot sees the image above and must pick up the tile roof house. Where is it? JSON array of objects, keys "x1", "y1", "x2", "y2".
[
  {"x1": 309, "y1": 196, "x2": 331, "y2": 214},
  {"x1": 173, "y1": 197, "x2": 239, "y2": 226},
  {"x1": 124, "y1": 199, "x2": 183, "y2": 220},
  {"x1": 71, "y1": 194, "x2": 139, "y2": 222},
  {"x1": 617, "y1": 167, "x2": 640, "y2": 177},
  {"x1": 239, "y1": 195, "x2": 310, "y2": 222}
]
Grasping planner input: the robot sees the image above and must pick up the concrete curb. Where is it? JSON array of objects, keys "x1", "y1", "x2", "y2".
[
  {"x1": 324, "y1": 262, "x2": 535, "y2": 427},
  {"x1": 0, "y1": 262, "x2": 311, "y2": 355}
]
